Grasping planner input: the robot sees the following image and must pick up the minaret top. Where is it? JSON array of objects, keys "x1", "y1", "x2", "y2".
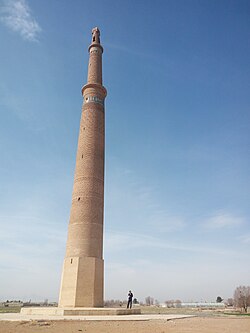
[
  {"x1": 88, "y1": 27, "x2": 103, "y2": 53},
  {"x1": 82, "y1": 27, "x2": 107, "y2": 97},
  {"x1": 91, "y1": 27, "x2": 100, "y2": 44}
]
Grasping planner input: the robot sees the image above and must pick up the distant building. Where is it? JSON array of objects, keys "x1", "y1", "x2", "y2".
[
  {"x1": 160, "y1": 301, "x2": 226, "y2": 308},
  {"x1": 181, "y1": 302, "x2": 226, "y2": 308},
  {"x1": 1, "y1": 300, "x2": 23, "y2": 307}
]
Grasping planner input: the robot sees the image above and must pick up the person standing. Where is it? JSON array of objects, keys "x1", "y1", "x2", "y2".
[{"x1": 127, "y1": 290, "x2": 133, "y2": 309}]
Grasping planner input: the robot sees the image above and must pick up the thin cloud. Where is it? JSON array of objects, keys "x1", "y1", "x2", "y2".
[
  {"x1": 203, "y1": 212, "x2": 245, "y2": 229},
  {"x1": 148, "y1": 212, "x2": 186, "y2": 232},
  {"x1": 240, "y1": 234, "x2": 250, "y2": 244},
  {"x1": 1, "y1": 0, "x2": 41, "y2": 41},
  {"x1": 104, "y1": 231, "x2": 236, "y2": 256}
]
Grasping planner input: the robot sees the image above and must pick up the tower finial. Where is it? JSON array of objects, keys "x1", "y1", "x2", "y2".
[{"x1": 91, "y1": 27, "x2": 100, "y2": 44}]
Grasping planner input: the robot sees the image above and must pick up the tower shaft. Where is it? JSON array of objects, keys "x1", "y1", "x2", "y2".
[{"x1": 59, "y1": 28, "x2": 107, "y2": 308}]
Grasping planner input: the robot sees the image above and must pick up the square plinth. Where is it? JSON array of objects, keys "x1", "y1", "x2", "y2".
[
  {"x1": 20, "y1": 307, "x2": 141, "y2": 316},
  {"x1": 59, "y1": 257, "x2": 104, "y2": 307}
]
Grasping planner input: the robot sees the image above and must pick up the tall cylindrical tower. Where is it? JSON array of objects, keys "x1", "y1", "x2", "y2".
[{"x1": 59, "y1": 27, "x2": 107, "y2": 308}]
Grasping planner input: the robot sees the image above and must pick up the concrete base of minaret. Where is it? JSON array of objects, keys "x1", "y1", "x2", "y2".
[{"x1": 20, "y1": 307, "x2": 141, "y2": 316}]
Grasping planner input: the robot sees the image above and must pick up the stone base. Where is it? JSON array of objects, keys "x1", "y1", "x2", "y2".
[
  {"x1": 20, "y1": 307, "x2": 141, "y2": 316},
  {"x1": 59, "y1": 257, "x2": 104, "y2": 307}
]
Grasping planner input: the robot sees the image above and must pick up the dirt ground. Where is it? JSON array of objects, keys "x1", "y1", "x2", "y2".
[{"x1": 0, "y1": 317, "x2": 250, "y2": 333}]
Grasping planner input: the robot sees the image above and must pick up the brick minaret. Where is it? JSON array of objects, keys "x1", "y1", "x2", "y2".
[{"x1": 59, "y1": 27, "x2": 107, "y2": 308}]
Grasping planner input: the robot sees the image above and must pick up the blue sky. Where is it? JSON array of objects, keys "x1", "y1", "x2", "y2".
[{"x1": 0, "y1": 0, "x2": 249, "y2": 303}]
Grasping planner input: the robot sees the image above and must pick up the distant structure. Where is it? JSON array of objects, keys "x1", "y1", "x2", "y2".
[{"x1": 59, "y1": 27, "x2": 107, "y2": 307}]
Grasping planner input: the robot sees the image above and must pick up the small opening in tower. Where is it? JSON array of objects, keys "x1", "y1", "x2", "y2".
[
  {"x1": 78, "y1": 197, "x2": 80, "y2": 201},
  {"x1": 70, "y1": 259, "x2": 73, "y2": 264},
  {"x1": 82, "y1": 154, "x2": 83, "y2": 158},
  {"x1": 93, "y1": 36, "x2": 95, "y2": 42}
]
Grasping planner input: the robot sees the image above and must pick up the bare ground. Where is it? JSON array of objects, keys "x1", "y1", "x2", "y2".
[{"x1": 0, "y1": 317, "x2": 250, "y2": 333}]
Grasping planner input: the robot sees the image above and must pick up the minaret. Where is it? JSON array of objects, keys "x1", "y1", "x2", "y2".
[{"x1": 59, "y1": 27, "x2": 107, "y2": 308}]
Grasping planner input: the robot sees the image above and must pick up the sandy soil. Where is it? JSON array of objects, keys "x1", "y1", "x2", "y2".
[{"x1": 0, "y1": 317, "x2": 250, "y2": 333}]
